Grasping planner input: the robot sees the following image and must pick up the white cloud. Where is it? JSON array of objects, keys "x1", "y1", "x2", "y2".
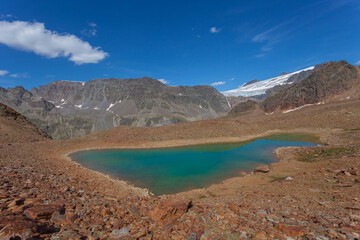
[
  {"x1": 211, "y1": 81, "x2": 226, "y2": 86},
  {"x1": 255, "y1": 53, "x2": 266, "y2": 58},
  {"x1": 88, "y1": 22, "x2": 97, "y2": 27},
  {"x1": 209, "y1": 27, "x2": 221, "y2": 33},
  {"x1": 0, "y1": 20, "x2": 108, "y2": 64},
  {"x1": 356, "y1": 60, "x2": 360, "y2": 65},
  {"x1": 82, "y1": 22, "x2": 97, "y2": 37},
  {"x1": 158, "y1": 79, "x2": 169, "y2": 84},
  {"x1": 230, "y1": 77, "x2": 235, "y2": 81},
  {"x1": 0, "y1": 70, "x2": 9, "y2": 76},
  {"x1": 81, "y1": 28, "x2": 97, "y2": 37},
  {"x1": 10, "y1": 72, "x2": 30, "y2": 78}
]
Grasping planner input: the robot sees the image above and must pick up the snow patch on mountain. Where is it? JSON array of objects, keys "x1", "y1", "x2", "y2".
[
  {"x1": 59, "y1": 80, "x2": 86, "y2": 86},
  {"x1": 106, "y1": 100, "x2": 122, "y2": 111},
  {"x1": 222, "y1": 66, "x2": 314, "y2": 97}
]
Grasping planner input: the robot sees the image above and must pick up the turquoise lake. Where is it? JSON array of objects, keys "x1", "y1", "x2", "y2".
[{"x1": 70, "y1": 134, "x2": 319, "y2": 195}]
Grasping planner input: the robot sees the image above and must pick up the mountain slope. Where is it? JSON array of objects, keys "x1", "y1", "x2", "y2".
[
  {"x1": 228, "y1": 100, "x2": 257, "y2": 115},
  {"x1": 227, "y1": 61, "x2": 359, "y2": 115},
  {"x1": 31, "y1": 77, "x2": 229, "y2": 125},
  {"x1": 0, "y1": 103, "x2": 50, "y2": 143},
  {"x1": 223, "y1": 66, "x2": 315, "y2": 97},
  {"x1": 1, "y1": 78, "x2": 230, "y2": 139},
  {"x1": 260, "y1": 61, "x2": 359, "y2": 113}
]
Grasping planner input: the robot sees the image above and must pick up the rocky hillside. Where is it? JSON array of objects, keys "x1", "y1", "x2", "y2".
[
  {"x1": 0, "y1": 103, "x2": 50, "y2": 143},
  {"x1": 228, "y1": 100, "x2": 257, "y2": 115},
  {"x1": 228, "y1": 61, "x2": 359, "y2": 115},
  {"x1": 0, "y1": 78, "x2": 229, "y2": 139},
  {"x1": 223, "y1": 66, "x2": 316, "y2": 98},
  {"x1": 260, "y1": 61, "x2": 359, "y2": 113}
]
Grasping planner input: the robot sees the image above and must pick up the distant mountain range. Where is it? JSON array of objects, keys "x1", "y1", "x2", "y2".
[
  {"x1": 1, "y1": 60, "x2": 358, "y2": 140},
  {"x1": 0, "y1": 77, "x2": 229, "y2": 139}
]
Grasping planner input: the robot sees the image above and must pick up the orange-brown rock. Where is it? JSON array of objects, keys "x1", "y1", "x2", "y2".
[
  {"x1": 149, "y1": 200, "x2": 192, "y2": 223},
  {"x1": 24, "y1": 204, "x2": 64, "y2": 220},
  {"x1": 275, "y1": 224, "x2": 306, "y2": 237}
]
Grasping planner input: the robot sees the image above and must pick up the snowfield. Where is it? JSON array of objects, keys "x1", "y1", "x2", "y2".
[{"x1": 222, "y1": 66, "x2": 314, "y2": 97}]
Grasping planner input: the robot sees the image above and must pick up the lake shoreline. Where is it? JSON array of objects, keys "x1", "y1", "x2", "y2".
[
  {"x1": 3, "y1": 97, "x2": 359, "y2": 238},
  {"x1": 58, "y1": 128, "x2": 328, "y2": 197},
  {"x1": 69, "y1": 134, "x2": 319, "y2": 195}
]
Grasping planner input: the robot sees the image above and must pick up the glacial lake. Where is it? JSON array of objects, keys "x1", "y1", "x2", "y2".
[{"x1": 70, "y1": 134, "x2": 320, "y2": 195}]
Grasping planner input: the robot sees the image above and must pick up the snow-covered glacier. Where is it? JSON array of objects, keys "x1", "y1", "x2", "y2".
[{"x1": 222, "y1": 66, "x2": 315, "y2": 97}]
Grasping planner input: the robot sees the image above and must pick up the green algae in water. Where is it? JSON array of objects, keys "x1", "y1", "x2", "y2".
[{"x1": 70, "y1": 134, "x2": 319, "y2": 195}]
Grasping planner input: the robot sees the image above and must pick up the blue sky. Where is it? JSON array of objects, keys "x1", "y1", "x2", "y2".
[{"x1": 0, "y1": 0, "x2": 359, "y2": 91}]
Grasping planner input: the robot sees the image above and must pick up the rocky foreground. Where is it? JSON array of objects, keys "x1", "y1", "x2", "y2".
[{"x1": 1, "y1": 100, "x2": 360, "y2": 239}]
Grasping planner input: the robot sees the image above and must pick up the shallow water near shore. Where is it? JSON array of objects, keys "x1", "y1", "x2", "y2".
[{"x1": 70, "y1": 134, "x2": 319, "y2": 195}]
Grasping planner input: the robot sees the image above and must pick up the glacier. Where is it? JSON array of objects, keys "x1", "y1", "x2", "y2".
[{"x1": 222, "y1": 66, "x2": 315, "y2": 97}]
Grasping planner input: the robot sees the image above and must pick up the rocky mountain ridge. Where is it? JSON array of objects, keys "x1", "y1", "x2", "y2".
[
  {"x1": 229, "y1": 61, "x2": 359, "y2": 115},
  {"x1": 0, "y1": 78, "x2": 230, "y2": 139},
  {"x1": 223, "y1": 65, "x2": 317, "y2": 99}
]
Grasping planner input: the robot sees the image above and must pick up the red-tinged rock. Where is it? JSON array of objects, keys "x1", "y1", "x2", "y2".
[
  {"x1": 24, "y1": 204, "x2": 64, "y2": 220},
  {"x1": 149, "y1": 200, "x2": 193, "y2": 223},
  {"x1": 65, "y1": 213, "x2": 79, "y2": 225},
  {"x1": 348, "y1": 169, "x2": 359, "y2": 176},
  {"x1": 228, "y1": 203, "x2": 240, "y2": 214},
  {"x1": 345, "y1": 206, "x2": 360, "y2": 211},
  {"x1": 50, "y1": 211, "x2": 66, "y2": 225},
  {"x1": 7, "y1": 198, "x2": 25, "y2": 208},
  {"x1": 131, "y1": 228, "x2": 148, "y2": 238},
  {"x1": 275, "y1": 224, "x2": 306, "y2": 237},
  {"x1": 0, "y1": 214, "x2": 36, "y2": 239},
  {"x1": 0, "y1": 195, "x2": 7, "y2": 199},
  {"x1": 254, "y1": 231, "x2": 268, "y2": 240}
]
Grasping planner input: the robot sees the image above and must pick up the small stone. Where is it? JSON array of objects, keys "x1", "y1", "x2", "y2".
[
  {"x1": 111, "y1": 227, "x2": 129, "y2": 237},
  {"x1": 187, "y1": 232, "x2": 197, "y2": 240},
  {"x1": 24, "y1": 204, "x2": 64, "y2": 220},
  {"x1": 254, "y1": 231, "x2": 267, "y2": 240},
  {"x1": 275, "y1": 224, "x2": 306, "y2": 237},
  {"x1": 253, "y1": 165, "x2": 270, "y2": 173}
]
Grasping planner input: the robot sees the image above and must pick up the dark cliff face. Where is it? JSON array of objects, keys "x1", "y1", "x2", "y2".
[
  {"x1": 1, "y1": 78, "x2": 230, "y2": 139},
  {"x1": 228, "y1": 100, "x2": 257, "y2": 115},
  {"x1": 260, "y1": 61, "x2": 358, "y2": 113}
]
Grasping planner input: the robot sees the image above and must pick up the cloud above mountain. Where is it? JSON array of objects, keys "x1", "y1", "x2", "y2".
[
  {"x1": 0, "y1": 20, "x2": 108, "y2": 64},
  {"x1": 209, "y1": 27, "x2": 221, "y2": 33},
  {"x1": 211, "y1": 81, "x2": 225, "y2": 86},
  {"x1": 0, "y1": 70, "x2": 9, "y2": 76}
]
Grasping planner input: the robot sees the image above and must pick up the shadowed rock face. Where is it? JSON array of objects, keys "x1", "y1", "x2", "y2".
[
  {"x1": 0, "y1": 78, "x2": 229, "y2": 139},
  {"x1": 260, "y1": 61, "x2": 358, "y2": 113},
  {"x1": 228, "y1": 100, "x2": 257, "y2": 115},
  {"x1": 243, "y1": 79, "x2": 260, "y2": 87}
]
